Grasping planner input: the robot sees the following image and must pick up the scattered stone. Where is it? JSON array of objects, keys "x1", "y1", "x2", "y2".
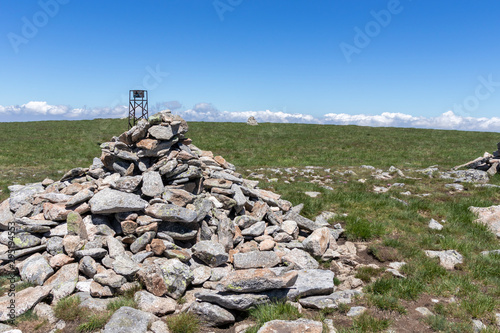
[
  {"x1": 346, "y1": 306, "x2": 367, "y2": 317},
  {"x1": 429, "y1": 218, "x2": 443, "y2": 231},
  {"x1": 415, "y1": 307, "x2": 434, "y2": 317},
  {"x1": 425, "y1": 250, "x2": 463, "y2": 269}
]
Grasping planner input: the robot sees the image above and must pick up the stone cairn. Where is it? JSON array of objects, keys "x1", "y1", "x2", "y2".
[
  {"x1": 454, "y1": 142, "x2": 500, "y2": 176},
  {"x1": 0, "y1": 110, "x2": 359, "y2": 329}
]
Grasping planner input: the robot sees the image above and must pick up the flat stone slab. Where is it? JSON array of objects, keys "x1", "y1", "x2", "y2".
[
  {"x1": 425, "y1": 250, "x2": 463, "y2": 269},
  {"x1": 146, "y1": 203, "x2": 197, "y2": 223},
  {"x1": 257, "y1": 319, "x2": 323, "y2": 333},
  {"x1": 299, "y1": 290, "x2": 362, "y2": 309},
  {"x1": 191, "y1": 241, "x2": 228, "y2": 267},
  {"x1": 188, "y1": 302, "x2": 235, "y2": 327},
  {"x1": 0, "y1": 286, "x2": 52, "y2": 321},
  {"x1": 286, "y1": 269, "x2": 335, "y2": 299},
  {"x1": 282, "y1": 248, "x2": 319, "y2": 270},
  {"x1": 233, "y1": 251, "x2": 280, "y2": 269},
  {"x1": 89, "y1": 188, "x2": 148, "y2": 214},
  {"x1": 217, "y1": 268, "x2": 298, "y2": 293},
  {"x1": 195, "y1": 291, "x2": 271, "y2": 311}
]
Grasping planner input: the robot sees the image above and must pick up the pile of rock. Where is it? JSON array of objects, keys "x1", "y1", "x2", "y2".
[
  {"x1": 454, "y1": 142, "x2": 500, "y2": 176},
  {"x1": 0, "y1": 110, "x2": 362, "y2": 329}
]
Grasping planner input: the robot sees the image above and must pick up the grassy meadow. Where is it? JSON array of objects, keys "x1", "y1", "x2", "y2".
[{"x1": 1, "y1": 118, "x2": 500, "y2": 332}]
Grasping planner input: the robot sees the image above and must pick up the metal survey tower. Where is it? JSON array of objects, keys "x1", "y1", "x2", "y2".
[{"x1": 128, "y1": 90, "x2": 148, "y2": 129}]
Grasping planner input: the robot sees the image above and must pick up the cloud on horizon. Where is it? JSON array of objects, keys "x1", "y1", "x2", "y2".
[{"x1": 1, "y1": 101, "x2": 500, "y2": 132}]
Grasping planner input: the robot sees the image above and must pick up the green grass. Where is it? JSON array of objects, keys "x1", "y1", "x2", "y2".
[
  {"x1": 54, "y1": 295, "x2": 81, "y2": 321},
  {"x1": 166, "y1": 313, "x2": 200, "y2": 333},
  {"x1": 2, "y1": 118, "x2": 500, "y2": 330},
  {"x1": 246, "y1": 302, "x2": 302, "y2": 333}
]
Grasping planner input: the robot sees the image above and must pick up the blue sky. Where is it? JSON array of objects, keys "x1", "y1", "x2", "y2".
[{"x1": 1, "y1": 0, "x2": 500, "y2": 130}]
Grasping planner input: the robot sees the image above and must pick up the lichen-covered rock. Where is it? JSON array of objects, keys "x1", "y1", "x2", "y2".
[
  {"x1": 20, "y1": 253, "x2": 54, "y2": 285},
  {"x1": 191, "y1": 241, "x2": 228, "y2": 267},
  {"x1": 145, "y1": 203, "x2": 197, "y2": 223}
]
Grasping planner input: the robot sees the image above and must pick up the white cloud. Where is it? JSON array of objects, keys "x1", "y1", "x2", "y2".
[{"x1": 0, "y1": 101, "x2": 499, "y2": 132}]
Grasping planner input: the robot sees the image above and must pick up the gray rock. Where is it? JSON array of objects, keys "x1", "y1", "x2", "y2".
[
  {"x1": 217, "y1": 268, "x2": 298, "y2": 293},
  {"x1": 189, "y1": 302, "x2": 235, "y2": 327},
  {"x1": 141, "y1": 171, "x2": 164, "y2": 197},
  {"x1": 20, "y1": 253, "x2": 54, "y2": 285},
  {"x1": 104, "y1": 306, "x2": 156, "y2": 333},
  {"x1": 79, "y1": 256, "x2": 98, "y2": 277},
  {"x1": 145, "y1": 203, "x2": 197, "y2": 223},
  {"x1": 14, "y1": 202, "x2": 33, "y2": 218},
  {"x1": 130, "y1": 231, "x2": 155, "y2": 254},
  {"x1": 158, "y1": 223, "x2": 197, "y2": 241},
  {"x1": 46, "y1": 236, "x2": 64, "y2": 255},
  {"x1": 0, "y1": 201, "x2": 14, "y2": 230},
  {"x1": 79, "y1": 296, "x2": 114, "y2": 311},
  {"x1": 65, "y1": 189, "x2": 94, "y2": 207},
  {"x1": 9, "y1": 183, "x2": 44, "y2": 211},
  {"x1": 74, "y1": 248, "x2": 108, "y2": 259},
  {"x1": 43, "y1": 263, "x2": 78, "y2": 300},
  {"x1": 112, "y1": 254, "x2": 140, "y2": 279},
  {"x1": 429, "y1": 218, "x2": 444, "y2": 231},
  {"x1": 94, "y1": 270, "x2": 127, "y2": 288},
  {"x1": 425, "y1": 250, "x2": 463, "y2": 269},
  {"x1": 299, "y1": 290, "x2": 361, "y2": 309},
  {"x1": 0, "y1": 231, "x2": 41, "y2": 249},
  {"x1": 148, "y1": 125, "x2": 175, "y2": 140},
  {"x1": 134, "y1": 290, "x2": 176, "y2": 315},
  {"x1": 415, "y1": 306, "x2": 434, "y2": 317},
  {"x1": 281, "y1": 220, "x2": 299, "y2": 238},
  {"x1": 89, "y1": 188, "x2": 148, "y2": 214},
  {"x1": 233, "y1": 251, "x2": 280, "y2": 269},
  {"x1": 157, "y1": 258, "x2": 194, "y2": 299},
  {"x1": 287, "y1": 269, "x2": 335, "y2": 299},
  {"x1": 282, "y1": 248, "x2": 319, "y2": 270},
  {"x1": 241, "y1": 221, "x2": 266, "y2": 237},
  {"x1": 47, "y1": 223, "x2": 67, "y2": 237},
  {"x1": 0, "y1": 285, "x2": 52, "y2": 321},
  {"x1": 347, "y1": 306, "x2": 367, "y2": 317},
  {"x1": 111, "y1": 175, "x2": 143, "y2": 193},
  {"x1": 472, "y1": 319, "x2": 486, "y2": 332},
  {"x1": 257, "y1": 319, "x2": 323, "y2": 333},
  {"x1": 33, "y1": 302, "x2": 57, "y2": 324},
  {"x1": 106, "y1": 236, "x2": 126, "y2": 258},
  {"x1": 192, "y1": 266, "x2": 212, "y2": 285},
  {"x1": 191, "y1": 241, "x2": 228, "y2": 267},
  {"x1": 0, "y1": 244, "x2": 46, "y2": 261},
  {"x1": 302, "y1": 227, "x2": 330, "y2": 256},
  {"x1": 195, "y1": 291, "x2": 270, "y2": 311}
]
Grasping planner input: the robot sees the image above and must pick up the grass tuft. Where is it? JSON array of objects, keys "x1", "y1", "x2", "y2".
[
  {"x1": 246, "y1": 301, "x2": 302, "y2": 333},
  {"x1": 54, "y1": 295, "x2": 81, "y2": 321},
  {"x1": 166, "y1": 313, "x2": 200, "y2": 333}
]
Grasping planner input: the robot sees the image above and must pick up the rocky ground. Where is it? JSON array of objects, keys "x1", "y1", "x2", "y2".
[{"x1": 0, "y1": 110, "x2": 498, "y2": 333}]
